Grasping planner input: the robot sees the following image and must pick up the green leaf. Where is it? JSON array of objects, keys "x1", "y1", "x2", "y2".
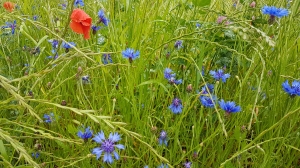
[
  {"x1": 0, "y1": 140, "x2": 8, "y2": 161},
  {"x1": 192, "y1": 0, "x2": 211, "y2": 7}
]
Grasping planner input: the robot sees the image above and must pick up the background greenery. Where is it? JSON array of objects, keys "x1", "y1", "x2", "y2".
[{"x1": 0, "y1": 0, "x2": 299, "y2": 167}]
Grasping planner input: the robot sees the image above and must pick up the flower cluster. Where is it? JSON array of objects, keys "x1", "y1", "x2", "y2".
[{"x1": 164, "y1": 68, "x2": 182, "y2": 85}]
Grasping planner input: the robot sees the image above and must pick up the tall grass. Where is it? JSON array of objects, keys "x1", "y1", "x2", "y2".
[{"x1": 0, "y1": 0, "x2": 299, "y2": 167}]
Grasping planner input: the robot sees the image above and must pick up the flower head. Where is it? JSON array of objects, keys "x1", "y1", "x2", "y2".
[
  {"x1": 62, "y1": 41, "x2": 76, "y2": 52},
  {"x1": 169, "y1": 98, "x2": 183, "y2": 114},
  {"x1": 82, "y1": 75, "x2": 90, "y2": 84},
  {"x1": 157, "y1": 163, "x2": 169, "y2": 168},
  {"x1": 92, "y1": 131, "x2": 125, "y2": 163},
  {"x1": 163, "y1": 68, "x2": 182, "y2": 85},
  {"x1": 209, "y1": 69, "x2": 230, "y2": 83},
  {"x1": 31, "y1": 152, "x2": 40, "y2": 159},
  {"x1": 91, "y1": 25, "x2": 101, "y2": 34},
  {"x1": 3, "y1": 2, "x2": 15, "y2": 12},
  {"x1": 102, "y1": 54, "x2": 113, "y2": 64},
  {"x1": 262, "y1": 6, "x2": 289, "y2": 18},
  {"x1": 200, "y1": 95, "x2": 217, "y2": 108},
  {"x1": 98, "y1": 10, "x2": 109, "y2": 26},
  {"x1": 48, "y1": 39, "x2": 59, "y2": 54},
  {"x1": 70, "y1": 9, "x2": 92, "y2": 39},
  {"x1": 77, "y1": 127, "x2": 93, "y2": 141},
  {"x1": 174, "y1": 40, "x2": 183, "y2": 49},
  {"x1": 183, "y1": 161, "x2": 192, "y2": 168},
  {"x1": 43, "y1": 112, "x2": 54, "y2": 123},
  {"x1": 249, "y1": 1, "x2": 256, "y2": 8},
  {"x1": 201, "y1": 84, "x2": 214, "y2": 94},
  {"x1": 217, "y1": 16, "x2": 227, "y2": 24},
  {"x1": 2, "y1": 20, "x2": 16, "y2": 34},
  {"x1": 196, "y1": 23, "x2": 201, "y2": 29},
  {"x1": 219, "y1": 99, "x2": 241, "y2": 113},
  {"x1": 74, "y1": 0, "x2": 84, "y2": 7},
  {"x1": 282, "y1": 80, "x2": 300, "y2": 97},
  {"x1": 158, "y1": 130, "x2": 168, "y2": 146},
  {"x1": 122, "y1": 48, "x2": 140, "y2": 63}
]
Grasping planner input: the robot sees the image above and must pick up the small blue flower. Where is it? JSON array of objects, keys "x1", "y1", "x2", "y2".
[
  {"x1": 61, "y1": 3, "x2": 67, "y2": 10},
  {"x1": 2, "y1": 20, "x2": 17, "y2": 34},
  {"x1": 157, "y1": 163, "x2": 169, "y2": 168},
  {"x1": 200, "y1": 95, "x2": 217, "y2": 108},
  {"x1": 62, "y1": 41, "x2": 76, "y2": 49},
  {"x1": 43, "y1": 112, "x2": 54, "y2": 123},
  {"x1": 98, "y1": 10, "x2": 109, "y2": 26},
  {"x1": 74, "y1": 0, "x2": 84, "y2": 7},
  {"x1": 209, "y1": 69, "x2": 230, "y2": 83},
  {"x1": 144, "y1": 166, "x2": 149, "y2": 168},
  {"x1": 158, "y1": 130, "x2": 168, "y2": 146},
  {"x1": 174, "y1": 40, "x2": 183, "y2": 49},
  {"x1": 48, "y1": 39, "x2": 59, "y2": 54},
  {"x1": 282, "y1": 80, "x2": 300, "y2": 97},
  {"x1": 122, "y1": 48, "x2": 140, "y2": 63},
  {"x1": 33, "y1": 15, "x2": 38, "y2": 21},
  {"x1": 219, "y1": 100, "x2": 241, "y2": 113},
  {"x1": 77, "y1": 127, "x2": 93, "y2": 141},
  {"x1": 102, "y1": 54, "x2": 113, "y2": 64},
  {"x1": 262, "y1": 6, "x2": 289, "y2": 18},
  {"x1": 196, "y1": 23, "x2": 201, "y2": 29},
  {"x1": 169, "y1": 98, "x2": 183, "y2": 114},
  {"x1": 91, "y1": 25, "x2": 101, "y2": 34},
  {"x1": 201, "y1": 84, "x2": 214, "y2": 94},
  {"x1": 31, "y1": 152, "x2": 40, "y2": 159},
  {"x1": 82, "y1": 75, "x2": 90, "y2": 84},
  {"x1": 92, "y1": 131, "x2": 125, "y2": 163},
  {"x1": 163, "y1": 68, "x2": 182, "y2": 85},
  {"x1": 183, "y1": 161, "x2": 192, "y2": 168}
]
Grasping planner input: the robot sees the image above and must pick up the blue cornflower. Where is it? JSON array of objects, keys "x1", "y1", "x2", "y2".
[
  {"x1": 62, "y1": 41, "x2": 76, "y2": 53},
  {"x1": 61, "y1": 3, "x2": 67, "y2": 10},
  {"x1": 157, "y1": 163, "x2": 169, "y2": 168},
  {"x1": 183, "y1": 161, "x2": 192, "y2": 168},
  {"x1": 33, "y1": 15, "x2": 38, "y2": 21},
  {"x1": 262, "y1": 6, "x2": 289, "y2": 24},
  {"x1": 43, "y1": 112, "x2": 54, "y2": 123},
  {"x1": 77, "y1": 127, "x2": 93, "y2": 141},
  {"x1": 200, "y1": 95, "x2": 217, "y2": 108},
  {"x1": 31, "y1": 152, "x2": 40, "y2": 159},
  {"x1": 219, "y1": 99, "x2": 241, "y2": 113},
  {"x1": 48, "y1": 39, "x2": 59, "y2": 54},
  {"x1": 174, "y1": 40, "x2": 183, "y2": 49},
  {"x1": 122, "y1": 48, "x2": 140, "y2": 63},
  {"x1": 201, "y1": 84, "x2": 214, "y2": 94},
  {"x1": 144, "y1": 166, "x2": 149, "y2": 168},
  {"x1": 196, "y1": 23, "x2": 201, "y2": 29},
  {"x1": 2, "y1": 20, "x2": 17, "y2": 34},
  {"x1": 158, "y1": 130, "x2": 168, "y2": 146},
  {"x1": 169, "y1": 98, "x2": 183, "y2": 114},
  {"x1": 209, "y1": 69, "x2": 230, "y2": 83},
  {"x1": 74, "y1": 0, "x2": 84, "y2": 7},
  {"x1": 102, "y1": 54, "x2": 113, "y2": 64},
  {"x1": 82, "y1": 75, "x2": 90, "y2": 84},
  {"x1": 92, "y1": 131, "x2": 125, "y2": 163},
  {"x1": 91, "y1": 25, "x2": 101, "y2": 34},
  {"x1": 163, "y1": 68, "x2": 182, "y2": 85},
  {"x1": 98, "y1": 10, "x2": 109, "y2": 26},
  {"x1": 282, "y1": 80, "x2": 300, "y2": 97}
]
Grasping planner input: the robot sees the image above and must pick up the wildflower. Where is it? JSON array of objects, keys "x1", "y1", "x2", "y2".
[
  {"x1": 186, "y1": 84, "x2": 193, "y2": 92},
  {"x1": 70, "y1": 8, "x2": 92, "y2": 39},
  {"x1": 122, "y1": 48, "x2": 140, "y2": 63},
  {"x1": 158, "y1": 130, "x2": 168, "y2": 146},
  {"x1": 61, "y1": 3, "x2": 67, "y2": 10},
  {"x1": 102, "y1": 54, "x2": 113, "y2": 64},
  {"x1": 250, "y1": 1, "x2": 256, "y2": 8},
  {"x1": 2, "y1": 20, "x2": 16, "y2": 34},
  {"x1": 3, "y1": 2, "x2": 15, "y2": 12},
  {"x1": 48, "y1": 39, "x2": 58, "y2": 54},
  {"x1": 144, "y1": 166, "x2": 149, "y2": 168},
  {"x1": 92, "y1": 131, "x2": 125, "y2": 163},
  {"x1": 200, "y1": 95, "x2": 217, "y2": 108},
  {"x1": 62, "y1": 41, "x2": 76, "y2": 53},
  {"x1": 43, "y1": 112, "x2": 55, "y2": 123},
  {"x1": 157, "y1": 163, "x2": 169, "y2": 168},
  {"x1": 163, "y1": 68, "x2": 182, "y2": 85},
  {"x1": 219, "y1": 99, "x2": 241, "y2": 113},
  {"x1": 209, "y1": 69, "x2": 230, "y2": 83},
  {"x1": 169, "y1": 98, "x2": 183, "y2": 114},
  {"x1": 98, "y1": 10, "x2": 109, "y2": 26},
  {"x1": 201, "y1": 84, "x2": 214, "y2": 94},
  {"x1": 217, "y1": 16, "x2": 227, "y2": 24},
  {"x1": 82, "y1": 75, "x2": 90, "y2": 84},
  {"x1": 174, "y1": 40, "x2": 183, "y2": 49},
  {"x1": 77, "y1": 127, "x2": 93, "y2": 141},
  {"x1": 91, "y1": 25, "x2": 101, "y2": 34},
  {"x1": 183, "y1": 161, "x2": 192, "y2": 168},
  {"x1": 196, "y1": 23, "x2": 201, "y2": 29},
  {"x1": 282, "y1": 80, "x2": 300, "y2": 97},
  {"x1": 31, "y1": 152, "x2": 40, "y2": 159},
  {"x1": 33, "y1": 15, "x2": 38, "y2": 21},
  {"x1": 74, "y1": 0, "x2": 84, "y2": 7},
  {"x1": 262, "y1": 6, "x2": 289, "y2": 24}
]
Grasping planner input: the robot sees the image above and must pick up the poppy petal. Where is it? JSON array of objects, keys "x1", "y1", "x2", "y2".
[
  {"x1": 70, "y1": 21, "x2": 84, "y2": 34},
  {"x1": 3, "y1": 2, "x2": 15, "y2": 12},
  {"x1": 82, "y1": 25, "x2": 91, "y2": 39}
]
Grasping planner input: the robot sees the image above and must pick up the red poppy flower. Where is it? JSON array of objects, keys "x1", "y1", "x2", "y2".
[
  {"x1": 3, "y1": 2, "x2": 15, "y2": 12},
  {"x1": 70, "y1": 9, "x2": 92, "y2": 40}
]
